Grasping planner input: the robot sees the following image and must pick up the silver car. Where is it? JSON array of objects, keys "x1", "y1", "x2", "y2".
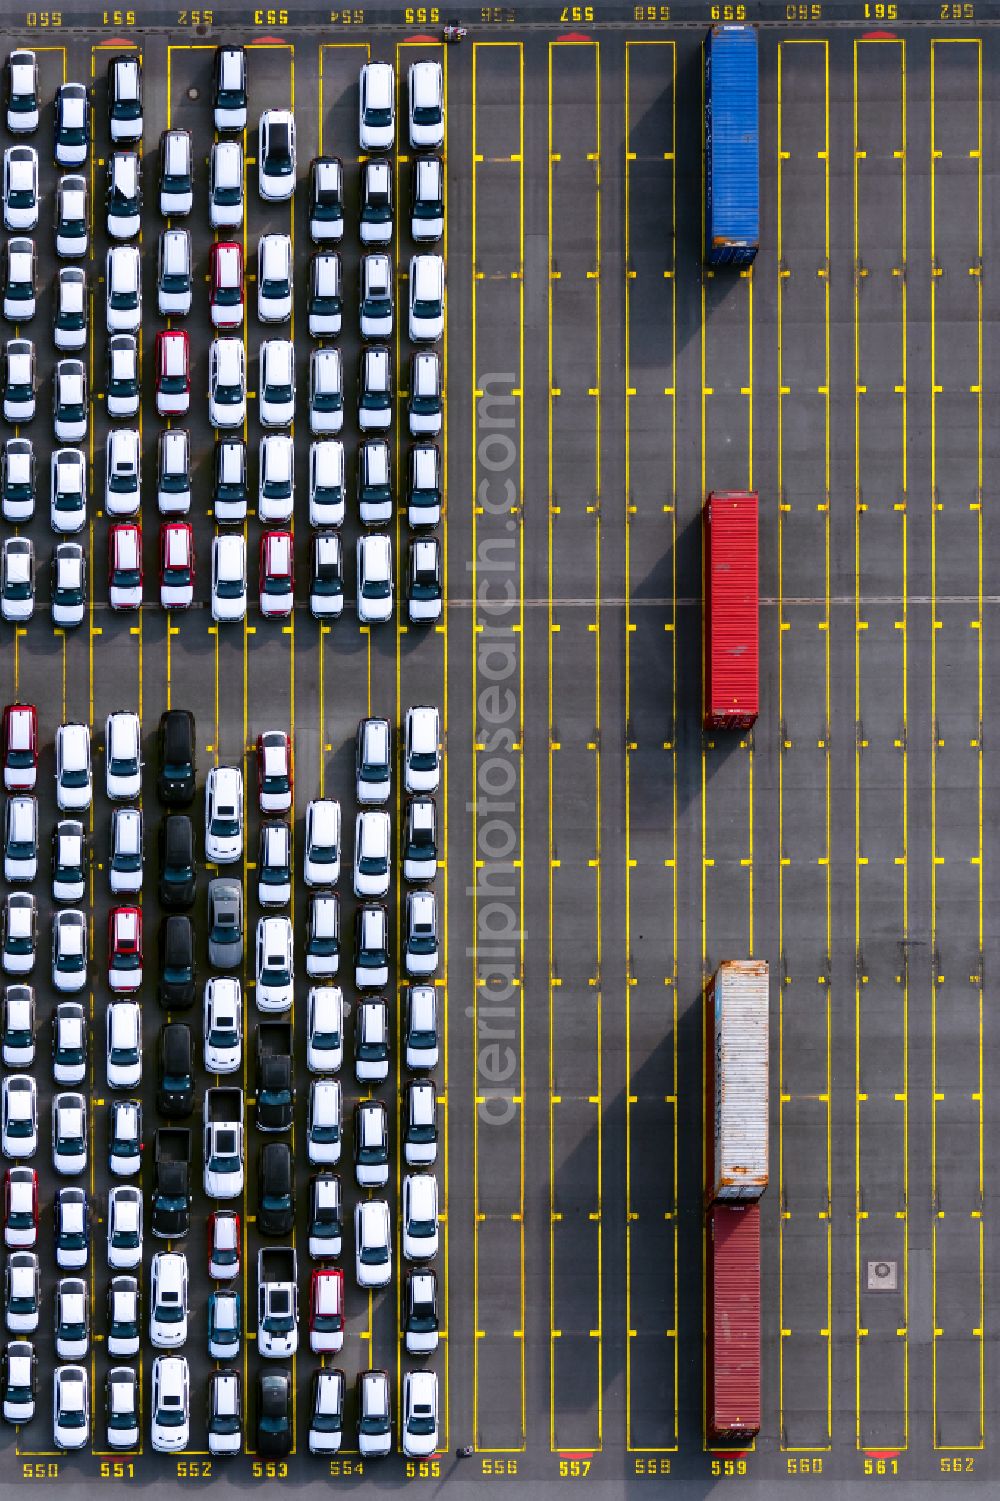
[{"x1": 207, "y1": 878, "x2": 243, "y2": 969}]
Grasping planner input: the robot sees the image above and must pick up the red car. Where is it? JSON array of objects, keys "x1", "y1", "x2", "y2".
[
  {"x1": 309, "y1": 1267, "x2": 344, "y2": 1354},
  {"x1": 4, "y1": 1167, "x2": 38, "y2": 1248},
  {"x1": 108, "y1": 522, "x2": 142, "y2": 610},
  {"x1": 256, "y1": 729, "x2": 292, "y2": 814},
  {"x1": 108, "y1": 905, "x2": 142, "y2": 992},
  {"x1": 208, "y1": 1210, "x2": 241, "y2": 1280},
  {"x1": 2, "y1": 702, "x2": 37, "y2": 791},
  {"x1": 259, "y1": 530, "x2": 293, "y2": 619},
  {"x1": 155, "y1": 328, "x2": 190, "y2": 417},
  {"x1": 160, "y1": 521, "x2": 195, "y2": 611},
  {"x1": 210, "y1": 240, "x2": 244, "y2": 329}
]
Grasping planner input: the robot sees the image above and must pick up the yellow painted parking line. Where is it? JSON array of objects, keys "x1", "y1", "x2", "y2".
[
  {"x1": 776, "y1": 37, "x2": 833, "y2": 1454},
  {"x1": 930, "y1": 37, "x2": 984, "y2": 1452},
  {"x1": 853, "y1": 36, "x2": 908, "y2": 1454}
]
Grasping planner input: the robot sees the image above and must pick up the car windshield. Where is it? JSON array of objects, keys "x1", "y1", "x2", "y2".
[{"x1": 408, "y1": 1409, "x2": 436, "y2": 1436}]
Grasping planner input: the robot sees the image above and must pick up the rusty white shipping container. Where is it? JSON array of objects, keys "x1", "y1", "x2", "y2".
[{"x1": 706, "y1": 959, "x2": 769, "y2": 1203}]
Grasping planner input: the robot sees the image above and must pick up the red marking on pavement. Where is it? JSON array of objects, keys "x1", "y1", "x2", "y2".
[
  {"x1": 862, "y1": 30, "x2": 897, "y2": 38},
  {"x1": 99, "y1": 38, "x2": 135, "y2": 46},
  {"x1": 406, "y1": 33, "x2": 439, "y2": 41},
  {"x1": 558, "y1": 1452, "x2": 595, "y2": 1460},
  {"x1": 864, "y1": 1451, "x2": 901, "y2": 1460},
  {"x1": 556, "y1": 31, "x2": 593, "y2": 41},
  {"x1": 251, "y1": 35, "x2": 286, "y2": 44}
]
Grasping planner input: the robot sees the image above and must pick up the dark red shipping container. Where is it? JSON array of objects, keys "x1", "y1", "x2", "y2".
[
  {"x1": 704, "y1": 492, "x2": 759, "y2": 730},
  {"x1": 707, "y1": 1202, "x2": 761, "y2": 1440}
]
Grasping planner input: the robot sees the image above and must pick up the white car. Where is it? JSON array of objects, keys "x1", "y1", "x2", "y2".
[
  {"x1": 150, "y1": 1251, "x2": 188, "y2": 1348},
  {"x1": 354, "y1": 998, "x2": 389, "y2": 1085},
  {"x1": 151, "y1": 1355, "x2": 190, "y2": 1453},
  {"x1": 404, "y1": 704, "x2": 441, "y2": 793},
  {"x1": 310, "y1": 533, "x2": 344, "y2": 621},
  {"x1": 105, "y1": 710, "x2": 142, "y2": 800},
  {"x1": 52, "y1": 910, "x2": 87, "y2": 994},
  {"x1": 53, "y1": 1364, "x2": 89, "y2": 1451},
  {"x1": 3, "y1": 237, "x2": 36, "y2": 321},
  {"x1": 52, "y1": 1003, "x2": 87, "y2": 1088},
  {"x1": 304, "y1": 798, "x2": 341, "y2": 887},
  {"x1": 308, "y1": 1175, "x2": 342, "y2": 1260},
  {"x1": 105, "y1": 1367, "x2": 138, "y2": 1451},
  {"x1": 107, "y1": 1098, "x2": 140, "y2": 1175},
  {"x1": 54, "y1": 1276, "x2": 89, "y2": 1358},
  {"x1": 309, "y1": 1368, "x2": 345, "y2": 1455},
  {"x1": 160, "y1": 127, "x2": 193, "y2": 216},
  {"x1": 52, "y1": 358, "x2": 88, "y2": 442},
  {"x1": 257, "y1": 729, "x2": 293, "y2": 814},
  {"x1": 108, "y1": 55, "x2": 142, "y2": 143},
  {"x1": 354, "y1": 903, "x2": 389, "y2": 989},
  {"x1": 3, "y1": 1167, "x2": 36, "y2": 1246},
  {"x1": 214, "y1": 46, "x2": 247, "y2": 132},
  {"x1": 2, "y1": 893, "x2": 36, "y2": 977},
  {"x1": 211, "y1": 533, "x2": 247, "y2": 622},
  {"x1": 108, "y1": 1277, "x2": 140, "y2": 1358},
  {"x1": 214, "y1": 438, "x2": 247, "y2": 521},
  {"x1": 208, "y1": 337, "x2": 247, "y2": 430},
  {"x1": 51, "y1": 544, "x2": 86, "y2": 629},
  {"x1": 256, "y1": 917, "x2": 294, "y2": 1012},
  {"x1": 3, "y1": 1340, "x2": 36, "y2": 1424},
  {"x1": 52, "y1": 1092, "x2": 87, "y2": 1176},
  {"x1": 406, "y1": 985, "x2": 439, "y2": 1071},
  {"x1": 107, "y1": 1185, "x2": 142, "y2": 1270},
  {"x1": 259, "y1": 433, "x2": 294, "y2": 523},
  {"x1": 357, "y1": 344, "x2": 392, "y2": 431},
  {"x1": 402, "y1": 1172, "x2": 439, "y2": 1262},
  {"x1": 409, "y1": 59, "x2": 445, "y2": 150},
  {"x1": 308, "y1": 250, "x2": 342, "y2": 336},
  {"x1": 53, "y1": 265, "x2": 88, "y2": 346},
  {"x1": 160, "y1": 522, "x2": 194, "y2": 610},
  {"x1": 354, "y1": 1199, "x2": 392, "y2": 1289},
  {"x1": 357, "y1": 534, "x2": 393, "y2": 625},
  {"x1": 357, "y1": 438, "x2": 392, "y2": 526},
  {"x1": 307, "y1": 1079, "x2": 342, "y2": 1166},
  {"x1": 106, "y1": 1002, "x2": 142, "y2": 1089},
  {"x1": 208, "y1": 1370, "x2": 242, "y2": 1456},
  {"x1": 359, "y1": 252, "x2": 393, "y2": 340},
  {"x1": 7, "y1": 51, "x2": 39, "y2": 134},
  {"x1": 3, "y1": 147, "x2": 38, "y2": 231},
  {"x1": 204, "y1": 1102, "x2": 244, "y2": 1200},
  {"x1": 208, "y1": 1288, "x2": 241, "y2": 1359},
  {"x1": 154, "y1": 425, "x2": 188, "y2": 509},
  {"x1": 259, "y1": 339, "x2": 295, "y2": 428},
  {"x1": 106, "y1": 334, "x2": 139, "y2": 419},
  {"x1": 258, "y1": 232, "x2": 292, "y2": 323},
  {"x1": 158, "y1": 226, "x2": 193, "y2": 316},
  {"x1": 2, "y1": 339, "x2": 34, "y2": 422},
  {"x1": 409, "y1": 253, "x2": 445, "y2": 342},
  {"x1": 4, "y1": 795, "x2": 37, "y2": 883},
  {"x1": 306, "y1": 893, "x2": 340, "y2": 979},
  {"x1": 203, "y1": 977, "x2": 242, "y2": 1074},
  {"x1": 53, "y1": 1186, "x2": 88, "y2": 1267},
  {"x1": 209, "y1": 139, "x2": 243, "y2": 229},
  {"x1": 405, "y1": 343, "x2": 441, "y2": 432},
  {"x1": 109, "y1": 807, "x2": 143, "y2": 894},
  {"x1": 5, "y1": 1250, "x2": 39, "y2": 1332},
  {"x1": 205, "y1": 766, "x2": 243, "y2": 865},
  {"x1": 404, "y1": 889, "x2": 439, "y2": 977},
  {"x1": 55, "y1": 723, "x2": 92, "y2": 812},
  {"x1": 258, "y1": 822, "x2": 292, "y2": 908},
  {"x1": 407, "y1": 537, "x2": 443, "y2": 624},
  {"x1": 360, "y1": 158, "x2": 393, "y2": 245},
  {"x1": 357, "y1": 1368, "x2": 392, "y2": 1457},
  {"x1": 258, "y1": 109, "x2": 295, "y2": 202},
  {"x1": 49, "y1": 448, "x2": 86, "y2": 534},
  {"x1": 402, "y1": 1371, "x2": 439, "y2": 1459},
  {"x1": 309, "y1": 156, "x2": 343, "y2": 242},
  {"x1": 411, "y1": 154, "x2": 444, "y2": 243},
  {"x1": 106, "y1": 150, "x2": 140, "y2": 239},
  {"x1": 306, "y1": 986, "x2": 344, "y2": 1074},
  {"x1": 354, "y1": 1100, "x2": 389, "y2": 1188},
  {"x1": 309, "y1": 439, "x2": 345, "y2": 527},
  {"x1": 2, "y1": 986, "x2": 34, "y2": 1067},
  {"x1": 2, "y1": 1075, "x2": 36, "y2": 1160},
  {"x1": 310, "y1": 346, "x2": 344, "y2": 435},
  {"x1": 408, "y1": 444, "x2": 442, "y2": 529},
  {"x1": 105, "y1": 427, "x2": 141, "y2": 517},
  {"x1": 105, "y1": 245, "x2": 141, "y2": 332},
  {"x1": 359, "y1": 62, "x2": 395, "y2": 152},
  {"x1": 54, "y1": 83, "x2": 89, "y2": 169},
  {"x1": 0, "y1": 537, "x2": 33, "y2": 623},
  {"x1": 354, "y1": 810, "x2": 391, "y2": 898}
]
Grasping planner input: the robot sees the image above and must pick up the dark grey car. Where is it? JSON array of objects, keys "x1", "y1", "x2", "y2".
[{"x1": 207, "y1": 878, "x2": 243, "y2": 970}]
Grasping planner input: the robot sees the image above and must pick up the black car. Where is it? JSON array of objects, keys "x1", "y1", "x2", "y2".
[
  {"x1": 256, "y1": 1369, "x2": 292, "y2": 1458},
  {"x1": 159, "y1": 814, "x2": 195, "y2": 910},
  {"x1": 158, "y1": 915, "x2": 195, "y2": 1009},
  {"x1": 157, "y1": 709, "x2": 196, "y2": 805},
  {"x1": 257, "y1": 1141, "x2": 295, "y2": 1237},
  {"x1": 156, "y1": 1023, "x2": 194, "y2": 1118}
]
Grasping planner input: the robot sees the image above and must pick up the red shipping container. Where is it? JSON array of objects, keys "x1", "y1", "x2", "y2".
[
  {"x1": 704, "y1": 492, "x2": 759, "y2": 730},
  {"x1": 707, "y1": 1202, "x2": 761, "y2": 1440}
]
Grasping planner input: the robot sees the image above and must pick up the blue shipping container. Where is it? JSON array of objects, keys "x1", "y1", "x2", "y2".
[{"x1": 705, "y1": 24, "x2": 759, "y2": 267}]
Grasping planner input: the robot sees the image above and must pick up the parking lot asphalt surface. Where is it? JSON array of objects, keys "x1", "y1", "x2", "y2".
[{"x1": 3, "y1": 9, "x2": 1000, "y2": 1501}]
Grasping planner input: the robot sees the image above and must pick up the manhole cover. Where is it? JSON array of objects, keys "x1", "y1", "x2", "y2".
[
  {"x1": 187, "y1": 86, "x2": 200, "y2": 101},
  {"x1": 866, "y1": 1259, "x2": 898, "y2": 1292}
]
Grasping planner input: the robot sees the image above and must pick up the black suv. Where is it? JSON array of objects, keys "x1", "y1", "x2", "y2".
[
  {"x1": 158, "y1": 915, "x2": 195, "y2": 1009},
  {"x1": 156, "y1": 1023, "x2": 194, "y2": 1118},
  {"x1": 159, "y1": 814, "x2": 195, "y2": 910},
  {"x1": 157, "y1": 709, "x2": 196, "y2": 805},
  {"x1": 257, "y1": 1142, "x2": 295, "y2": 1236}
]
